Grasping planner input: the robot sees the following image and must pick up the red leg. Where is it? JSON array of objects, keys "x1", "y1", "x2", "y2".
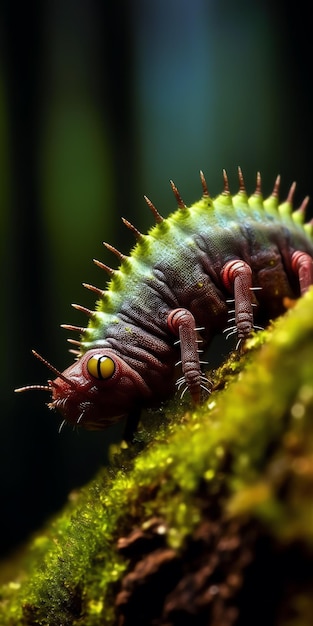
[
  {"x1": 221, "y1": 259, "x2": 254, "y2": 340},
  {"x1": 291, "y1": 250, "x2": 313, "y2": 294},
  {"x1": 167, "y1": 308, "x2": 203, "y2": 404}
]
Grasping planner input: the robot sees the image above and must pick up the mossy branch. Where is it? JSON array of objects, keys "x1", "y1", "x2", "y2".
[{"x1": 1, "y1": 289, "x2": 313, "y2": 625}]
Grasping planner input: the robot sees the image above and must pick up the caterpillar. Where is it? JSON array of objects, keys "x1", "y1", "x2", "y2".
[{"x1": 16, "y1": 169, "x2": 313, "y2": 432}]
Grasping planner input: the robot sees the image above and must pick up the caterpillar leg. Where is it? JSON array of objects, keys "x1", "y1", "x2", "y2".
[
  {"x1": 167, "y1": 308, "x2": 208, "y2": 404},
  {"x1": 291, "y1": 250, "x2": 313, "y2": 294},
  {"x1": 221, "y1": 259, "x2": 255, "y2": 342}
]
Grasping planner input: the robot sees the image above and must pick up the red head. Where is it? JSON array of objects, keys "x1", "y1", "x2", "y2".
[{"x1": 16, "y1": 348, "x2": 152, "y2": 430}]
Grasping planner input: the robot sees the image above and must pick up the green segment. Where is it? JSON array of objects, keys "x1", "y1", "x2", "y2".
[{"x1": 80, "y1": 188, "x2": 312, "y2": 352}]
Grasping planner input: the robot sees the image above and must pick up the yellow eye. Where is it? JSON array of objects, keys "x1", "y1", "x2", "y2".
[{"x1": 87, "y1": 355, "x2": 115, "y2": 380}]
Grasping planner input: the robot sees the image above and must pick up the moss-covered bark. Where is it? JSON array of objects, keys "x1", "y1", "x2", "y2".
[{"x1": 1, "y1": 289, "x2": 313, "y2": 625}]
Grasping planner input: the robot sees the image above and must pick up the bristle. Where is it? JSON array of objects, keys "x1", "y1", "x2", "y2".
[
  {"x1": 278, "y1": 181, "x2": 297, "y2": 218},
  {"x1": 103, "y1": 241, "x2": 127, "y2": 261},
  {"x1": 255, "y1": 171, "x2": 262, "y2": 195},
  {"x1": 68, "y1": 349, "x2": 80, "y2": 356},
  {"x1": 71, "y1": 303, "x2": 94, "y2": 317},
  {"x1": 222, "y1": 169, "x2": 230, "y2": 194},
  {"x1": 170, "y1": 180, "x2": 186, "y2": 208},
  {"x1": 121, "y1": 217, "x2": 144, "y2": 240},
  {"x1": 292, "y1": 196, "x2": 310, "y2": 225},
  {"x1": 82, "y1": 282, "x2": 105, "y2": 297},
  {"x1": 263, "y1": 175, "x2": 280, "y2": 214},
  {"x1": 93, "y1": 259, "x2": 115, "y2": 276},
  {"x1": 272, "y1": 175, "x2": 281, "y2": 198},
  {"x1": 298, "y1": 195, "x2": 310, "y2": 214},
  {"x1": 286, "y1": 181, "x2": 296, "y2": 204},
  {"x1": 237, "y1": 167, "x2": 246, "y2": 193},
  {"x1": 60, "y1": 324, "x2": 86, "y2": 334},
  {"x1": 15, "y1": 383, "x2": 51, "y2": 393},
  {"x1": 58, "y1": 419, "x2": 67, "y2": 434},
  {"x1": 143, "y1": 195, "x2": 164, "y2": 223},
  {"x1": 67, "y1": 338, "x2": 81, "y2": 347},
  {"x1": 199, "y1": 170, "x2": 209, "y2": 197}
]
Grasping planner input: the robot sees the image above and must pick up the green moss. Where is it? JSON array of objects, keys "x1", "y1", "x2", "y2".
[{"x1": 1, "y1": 289, "x2": 313, "y2": 625}]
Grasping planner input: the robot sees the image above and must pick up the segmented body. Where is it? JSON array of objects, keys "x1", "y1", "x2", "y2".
[{"x1": 17, "y1": 170, "x2": 313, "y2": 430}]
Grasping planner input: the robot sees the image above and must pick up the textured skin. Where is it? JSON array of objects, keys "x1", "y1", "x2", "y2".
[{"x1": 17, "y1": 171, "x2": 313, "y2": 430}]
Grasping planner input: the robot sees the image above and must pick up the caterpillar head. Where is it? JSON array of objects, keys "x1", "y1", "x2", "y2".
[{"x1": 15, "y1": 349, "x2": 150, "y2": 430}]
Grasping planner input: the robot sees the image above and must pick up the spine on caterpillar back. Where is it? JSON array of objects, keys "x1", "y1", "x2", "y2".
[{"x1": 16, "y1": 169, "x2": 313, "y2": 430}]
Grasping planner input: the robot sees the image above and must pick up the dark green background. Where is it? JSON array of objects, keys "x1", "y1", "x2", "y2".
[{"x1": 1, "y1": 0, "x2": 312, "y2": 558}]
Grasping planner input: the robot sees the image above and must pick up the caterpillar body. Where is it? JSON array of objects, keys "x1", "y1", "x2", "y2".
[{"x1": 16, "y1": 169, "x2": 313, "y2": 431}]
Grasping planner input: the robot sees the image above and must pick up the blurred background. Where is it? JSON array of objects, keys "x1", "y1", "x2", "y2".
[{"x1": 1, "y1": 0, "x2": 312, "y2": 559}]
